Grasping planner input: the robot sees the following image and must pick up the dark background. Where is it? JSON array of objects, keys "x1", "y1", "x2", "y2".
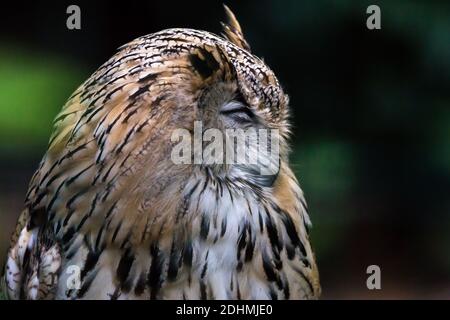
[{"x1": 0, "y1": 0, "x2": 449, "y2": 299}]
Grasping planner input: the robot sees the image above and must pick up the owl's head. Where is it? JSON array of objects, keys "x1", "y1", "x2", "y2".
[{"x1": 79, "y1": 5, "x2": 292, "y2": 188}]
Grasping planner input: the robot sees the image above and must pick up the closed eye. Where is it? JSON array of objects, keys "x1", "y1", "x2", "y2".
[{"x1": 220, "y1": 101, "x2": 255, "y2": 123}]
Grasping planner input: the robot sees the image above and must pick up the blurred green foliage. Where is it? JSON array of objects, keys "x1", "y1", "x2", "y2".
[
  {"x1": 0, "y1": 47, "x2": 86, "y2": 153},
  {"x1": 291, "y1": 140, "x2": 358, "y2": 256}
]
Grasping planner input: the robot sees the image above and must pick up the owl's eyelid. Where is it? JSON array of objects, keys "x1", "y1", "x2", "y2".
[{"x1": 220, "y1": 101, "x2": 254, "y2": 120}]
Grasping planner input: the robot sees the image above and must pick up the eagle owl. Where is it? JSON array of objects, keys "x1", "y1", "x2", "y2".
[{"x1": 2, "y1": 6, "x2": 320, "y2": 299}]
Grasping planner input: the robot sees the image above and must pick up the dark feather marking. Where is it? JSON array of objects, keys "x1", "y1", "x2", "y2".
[
  {"x1": 227, "y1": 182, "x2": 234, "y2": 203},
  {"x1": 122, "y1": 108, "x2": 138, "y2": 124},
  {"x1": 286, "y1": 243, "x2": 296, "y2": 260},
  {"x1": 271, "y1": 254, "x2": 283, "y2": 274},
  {"x1": 279, "y1": 210, "x2": 309, "y2": 257},
  {"x1": 77, "y1": 270, "x2": 98, "y2": 298},
  {"x1": 109, "y1": 287, "x2": 121, "y2": 300},
  {"x1": 58, "y1": 140, "x2": 92, "y2": 165},
  {"x1": 148, "y1": 244, "x2": 164, "y2": 299},
  {"x1": 28, "y1": 206, "x2": 47, "y2": 229},
  {"x1": 46, "y1": 178, "x2": 68, "y2": 213},
  {"x1": 201, "y1": 251, "x2": 209, "y2": 279},
  {"x1": 62, "y1": 227, "x2": 76, "y2": 245},
  {"x1": 302, "y1": 258, "x2": 311, "y2": 268},
  {"x1": 200, "y1": 281, "x2": 207, "y2": 300},
  {"x1": 136, "y1": 119, "x2": 150, "y2": 133},
  {"x1": 201, "y1": 261, "x2": 208, "y2": 279},
  {"x1": 100, "y1": 181, "x2": 115, "y2": 203},
  {"x1": 105, "y1": 201, "x2": 117, "y2": 220},
  {"x1": 183, "y1": 242, "x2": 193, "y2": 267},
  {"x1": 236, "y1": 279, "x2": 241, "y2": 300},
  {"x1": 116, "y1": 248, "x2": 135, "y2": 293},
  {"x1": 199, "y1": 173, "x2": 210, "y2": 197},
  {"x1": 103, "y1": 84, "x2": 125, "y2": 103},
  {"x1": 95, "y1": 115, "x2": 122, "y2": 164},
  {"x1": 119, "y1": 151, "x2": 132, "y2": 168},
  {"x1": 130, "y1": 84, "x2": 150, "y2": 100},
  {"x1": 139, "y1": 216, "x2": 150, "y2": 243},
  {"x1": 220, "y1": 218, "x2": 227, "y2": 237},
  {"x1": 149, "y1": 93, "x2": 170, "y2": 112},
  {"x1": 262, "y1": 251, "x2": 277, "y2": 282},
  {"x1": 292, "y1": 265, "x2": 314, "y2": 294},
  {"x1": 80, "y1": 250, "x2": 100, "y2": 282},
  {"x1": 92, "y1": 164, "x2": 105, "y2": 185},
  {"x1": 93, "y1": 113, "x2": 109, "y2": 139},
  {"x1": 64, "y1": 188, "x2": 89, "y2": 226},
  {"x1": 189, "y1": 48, "x2": 220, "y2": 79},
  {"x1": 258, "y1": 211, "x2": 264, "y2": 232},
  {"x1": 217, "y1": 179, "x2": 223, "y2": 198},
  {"x1": 101, "y1": 161, "x2": 116, "y2": 183},
  {"x1": 37, "y1": 159, "x2": 61, "y2": 188},
  {"x1": 298, "y1": 241, "x2": 307, "y2": 258},
  {"x1": 111, "y1": 222, "x2": 122, "y2": 244},
  {"x1": 138, "y1": 72, "x2": 158, "y2": 83},
  {"x1": 61, "y1": 210, "x2": 74, "y2": 229},
  {"x1": 186, "y1": 179, "x2": 201, "y2": 198},
  {"x1": 167, "y1": 240, "x2": 182, "y2": 281},
  {"x1": 87, "y1": 193, "x2": 99, "y2": 217},
  {"x1": 280, "y1": 210, "x2": 305, "y2": 253},
  {"x1": 44, "y1": 172, "x2": 64, "y2": 188},
  {"x1": 236, "y1": 221, "x2": 248, "y2": 260},
  {"x1": 65, "y1": 165, "x2": 94, "y2": 187},
  {"x1": 244, "y1": 228, "x2": 255, "y2": 262},
  {"x1": 120, "y1": 230, "x2": 132, "y2": 249},
  {"x1": 134, "y1": 273, "x2": 147, "y2": 296},
  {"x1": 200, "y1": 213, "x2": 210, "y2": 240},
  {"x1": 65, "y1": 241, "x2": 81, "y2": 260},
  {"x1": 284, "y1": 281, "x2": 291, "y2": 300},
  {"x1": 269, "y1": 287, "x2": 278, "y2": 300},
  {"x1": 115, "y1": 125, "x2": 138, "y2": 154},
  {"x1": 245, "y1": 198, "x2": 253, "y2": 216},
  {"x1": 65, "y1": 190, "x2": 88, "y2": 212},
  {"x1": 83, "y1": 98, "x2": 104, "y2": 122},
  {"x1": 95, "y1": 222, "x2": 107, "y2": 250},
  {"x1": 55, "y1": 219, "x2": 62, "y2": 235},
  {"x1": 265, "y1": 209, "x2": 282, "y2": 251}
]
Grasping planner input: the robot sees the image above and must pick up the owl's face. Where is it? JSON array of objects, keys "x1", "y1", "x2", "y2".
[
  {"x1": 160, "y1": 37, "x2": 290, "y2": 186},
  {"x1": 193, "y1": 61, "x2": 289, "y2": 185}
]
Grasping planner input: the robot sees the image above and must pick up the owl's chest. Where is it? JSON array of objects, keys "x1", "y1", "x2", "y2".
[{"x1": 159, "y1": 180, "x2": 273, "y2": 299}]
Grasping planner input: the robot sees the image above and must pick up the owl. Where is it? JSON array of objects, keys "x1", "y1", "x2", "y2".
[{"x1": 1, "y1": 6, "x2": 320, "y2": 300}]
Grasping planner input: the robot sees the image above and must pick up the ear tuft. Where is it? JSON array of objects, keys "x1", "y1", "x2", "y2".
[{"x1": 221, "y1": 4, "x2": 251, "y2": 52}]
